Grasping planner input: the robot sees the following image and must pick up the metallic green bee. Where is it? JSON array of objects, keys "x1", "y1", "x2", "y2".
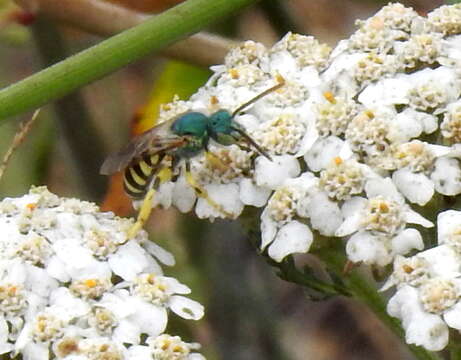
[{"x1": 100, "y1": 79, "x2": 284, "y2": 238}]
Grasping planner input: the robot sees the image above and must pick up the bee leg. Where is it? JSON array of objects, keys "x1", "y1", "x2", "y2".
[
  {"x1": 205, "y1": 151, "x2": 228, "y2": 173},
  {"x1": 127, "y1": 185, "x2": 157, "y2": 239},
  {"x1": 127, "y1": 167, "x2": 173, "y2": 239},
  {"x1": 183, "y1": 161, "x2": 234, "y2": 218}
]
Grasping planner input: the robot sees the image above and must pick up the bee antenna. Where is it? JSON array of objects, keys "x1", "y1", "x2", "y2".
[
  {"x1": 231, "y1": 126, "x2": 272, "y2": 161},
  {"x1": 231, "y1": 78, "x2": 285, "y2": 119}
]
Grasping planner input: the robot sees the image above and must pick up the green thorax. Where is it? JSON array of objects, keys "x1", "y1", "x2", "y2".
[{"x1": 170, "y1": 112, "x2": 209, "y2": 158}]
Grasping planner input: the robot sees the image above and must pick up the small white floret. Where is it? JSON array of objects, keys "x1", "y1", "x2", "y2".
[
  {"x1": 254, "y1": 155, "x2": 300, "y2": 189},
  {"x1": 267, "y1": 221, "x2": 313, "y2": 262}
]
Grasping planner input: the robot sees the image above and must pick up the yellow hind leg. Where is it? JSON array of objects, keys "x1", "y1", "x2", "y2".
[
  {"x1": 127, "y1": 167, "x2": 173, "y2": 239},
  {"x1": 184, "y1": 161, "x2": 233, "y2": 218},
  {"x1": 127, "y1": 187, "x2": 156, "y2": 239}
]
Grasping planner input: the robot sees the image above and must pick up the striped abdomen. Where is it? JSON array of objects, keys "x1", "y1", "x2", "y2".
[{"x1": 123, "y1": 154, "x2": 162, "y2": 199}]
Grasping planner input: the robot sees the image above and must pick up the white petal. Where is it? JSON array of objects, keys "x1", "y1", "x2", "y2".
[
  {"x1": 431, "y1": 157, "x2": 461, "y2": 196},
  {"x1": 162, "y1": 276, "x2": 191, "y2": 295},
  {"x1": 388, "y1": 109, "x2": 423, "y2": 143},
  {"x1": 295, "y1": 121, "x2": 319, "y2": 157},
  {"x1": 46, "y1": 256, "x2": 70, "y2": 283},
  {"x1": 404, "y1": 209, "x2": 433, "y2": 228},
  {"x1": 405, "y1": 314, "x2": 448, "y2": 351},
  {"x1": 391, "y1": 229, "x2": 423, "y2": 255},
  {"x1": 52, "y1": 238, "x2": 98, "y2": 278},
  {"x1": 392, "y1": 169, "x2": 434, "y2": 206},
  {"x1": 21, "y1": 342, "x2": 49, "y2": 360},
  {"x1": 365, "y1": 178, "x2": 404, "y2": 203},
  {"x1": 303, "y1": 191, "x2": 342, "y2": 236},
  {"x1": 113, "y1": 319, "x2": 141, "y2": 344},
  {"x1": 153, "y1": 182, "x2": 174, "y2": 209},
  {"x1": 387, "y1": 285, "x2": 420, "y2": 322},
  {"x1": 130, "y1": 299, "x2": 167, "y2": 337},
  {"x1": 359, "y1": 76, "x2": 411, "y2": 108},
  {"x1": 239, "y1": 178, "x2": 271, "y2": 207},
  {"x1": 340, "y1": 197, "x2": 368, "y2": 218},
  {"x1": 169, "y1": 295, "x2": 204, "y2": 320},
  {"x1": 260, "y1": 207, "x2": 277, "y2": 250},
  {"x1": 438, "y1": 210, "x2": 461, "y2": 245},
  {"x1": 142, "y1": 241, "x2": 175, "y2": 267},
  {"x1": 336, "y1": 197, "x2": 367, "y2": 236},
  {"x1": 189, "y1": 354, "x2": 206, "y2": 360},
  {"x1": 268, "y1": 221, "x2": 313, "y2": 262},
  {"x1": 254, "y1": 155, "x2": 300, "y2": 190},
  {"x1": 172, "y1": 176, "x2": 197, "y2": 213},
  {"x1": 50, "y1": 288, "x2": 90, "y2": 320},
  {"x1": 127, "y1": 345, "x2": 152, "y2": 360},
  {"x1": 346, "y1": 232, "x2": 391, "y2": 266},
  {"x1": 100, "y1": 291, "x2": 134, "y2": 318},
  {"x1": 419, "y1": 245, "x2": 461, "y2": 278},
  {"x1": 109, "y1": 242, "x2": 153, "y2": 281},
  {"x1": 24, "y1": 265, "x2": 58, "y2": 298},
  {"x1": 304, "y1": 136, "x2": 345, "y2": 172},
  {"x1": 444, "y1": 302, "x2": 461, "y2": 330},
  {"x1": 195, "y1": 183, "x2": 244, "y2": 219},
  {"x1": 427, "y1": 144, "x2": 452, "y2": 157}
]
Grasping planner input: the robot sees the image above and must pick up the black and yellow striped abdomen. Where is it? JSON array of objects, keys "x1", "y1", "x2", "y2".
[{"x1": 123, "y1": 154, "x2": 162, "y2": 199}]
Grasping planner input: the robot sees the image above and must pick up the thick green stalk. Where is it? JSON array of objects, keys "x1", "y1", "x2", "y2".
[{"x1": 0, "y1": 0, "x2": 258, "y2": 121}]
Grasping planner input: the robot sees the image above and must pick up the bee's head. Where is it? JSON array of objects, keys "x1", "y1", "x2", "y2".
[
  {"x1": 208, "y1": 110, "x2": 236, "y2": 145},
  {"x1": 208, "y1": 110, "x2": 271, "y2": 160}
]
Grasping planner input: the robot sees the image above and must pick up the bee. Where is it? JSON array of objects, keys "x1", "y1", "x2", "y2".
[{"x1": 100, "y1": 78, "x2": 284, "y2": 238}]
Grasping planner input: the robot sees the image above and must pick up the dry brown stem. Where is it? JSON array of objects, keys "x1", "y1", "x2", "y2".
[
  {"x1": 14, "y1": 0, "x2": 239, "y2": 66},
  {"x1": 0, "y1": 109, "x2": 40, "y2": 183}
]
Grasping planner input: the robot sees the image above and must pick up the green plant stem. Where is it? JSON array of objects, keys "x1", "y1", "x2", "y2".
[
  {"x1": 321, "y1": 251, "x2": 443, "y2": 360},
  {"x1": 450, "y1": 346, "x2": 461, "y2": 360},
  {"x1": 0, "y1": 0, "x2": 258, "y2": 121}
]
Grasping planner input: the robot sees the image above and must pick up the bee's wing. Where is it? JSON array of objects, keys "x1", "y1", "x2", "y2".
[{"x1": 100, "y1": 121, "x2": 185, "y2": 175}]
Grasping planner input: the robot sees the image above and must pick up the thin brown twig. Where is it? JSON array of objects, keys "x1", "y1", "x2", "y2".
[
  {"x1": 0, "y1": 109, "x2": 40, "y2": 183},
  {"x1": 14, "y1": 0, "x2": 239, "y2": 66}
]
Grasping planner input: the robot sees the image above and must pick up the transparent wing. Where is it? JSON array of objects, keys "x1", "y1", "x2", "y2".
[{"x1": 100, "y1": 121, "x2": 185, "y2": 175}]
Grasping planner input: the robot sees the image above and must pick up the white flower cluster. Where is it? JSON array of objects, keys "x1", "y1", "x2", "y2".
[
  {"x1": 383, "y1": 210, "x2": 461, "y2": 351},
  {"x1": 0, "y1": 186, "x2": 205, "y2": 360},
  {"x1": 149, "y1": 3, "x2": 461, "y2": 351},
  {"x1": 152, "y1": 3, "x2": 457, "y2": 264}
]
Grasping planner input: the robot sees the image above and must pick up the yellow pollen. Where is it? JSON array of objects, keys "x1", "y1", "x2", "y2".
[
  {"x1": 379, "y1": 202, "x2": 389, "y2": 213},
  {"x1": 210, "y1": 96, "x2": 219, "y2": 105},
  {"x1": 26, "y1": 203, "x2": 37, "y2": 210},
  {"x1": 8, "y1": 286, "x2": 17, "y2": 296},
  {"x1": 402, "y1": 264, "x2": 414, "y2": 274},
  {"x1": 84, "y1": 279, "x2": 98, "y2": 288},
  {"x1": 364, "y1": 110, "x2": 375, "y2": 119},
  {"x1": 276, "y1": 73, "x2": 286, "y2": 85},
  {"x1": 229, "y1": 68, "x2": 239, "y2": 79},
  {"x1": 323, "y1": 91, "x2": 336, "y2": 104},
  {"x1": 173, "y1": 345, "x2": 184, "y2": 352},
  {"x1": 334, "y1": 156, "x2": 343, "y2": 165}
]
